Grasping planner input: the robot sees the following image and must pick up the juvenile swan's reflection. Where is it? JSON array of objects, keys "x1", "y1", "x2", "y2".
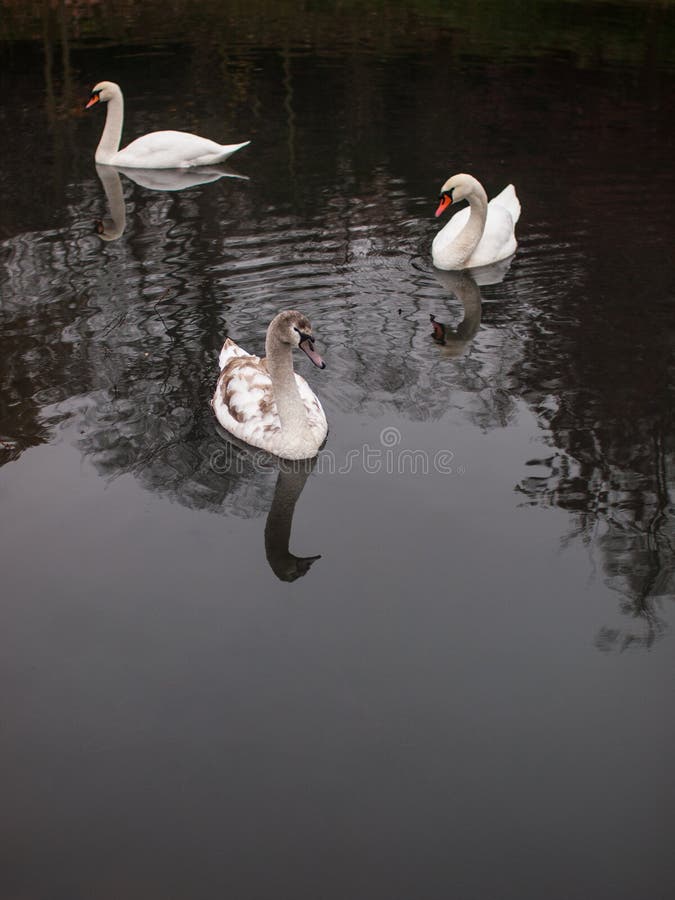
[
  {"x1": 214, "y1": 427, "x2": 322, "y2": 581},
  {"x1": 94, "y1": 163, "x2": 249, "y2": 240},
  {"x1": 429, "y1": 257, "x2": 513, "y2": 356},
  {"x1": 264, "y1": 459, "x2": 321, "y2": 581}
]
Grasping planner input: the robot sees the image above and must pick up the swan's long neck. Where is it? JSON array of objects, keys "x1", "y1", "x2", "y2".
[
  {"x1": 266, "y1": 332, "x2": 309, "y2": 435},
  {"x1": 95, "y1": 92, "x2": 124, "y2": 163},
  {"x1": 454, "y1": 184, "x2": 488, "y2": 265}
]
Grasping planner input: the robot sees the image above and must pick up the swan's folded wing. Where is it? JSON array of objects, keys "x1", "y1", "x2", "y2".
[
  {"x1": 219, "y1": 337, "x2": 251, "y2": 371},
  {"x1": 116, "y1": 130, "x2": 226, "y2": 168},
  {"x1": 467, "y1": 203, "x2": 518, "y2": 267},
  {"x1": 490, "y1": 184, "x2": 521, "y2": 225},
  {"x1": 484, "y1": 204, "x2": 518, "y2": 246},
  {"x1": 214, "y1": 356, "x2": 282, "y2": 443}
]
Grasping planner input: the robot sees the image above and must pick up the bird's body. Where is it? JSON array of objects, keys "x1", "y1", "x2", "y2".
[{"x1": 86, "y1": 81, "x2": 249, "y2": 169}]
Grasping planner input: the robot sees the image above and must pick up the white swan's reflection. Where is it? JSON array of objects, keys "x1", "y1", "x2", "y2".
[
  {"x1": 94, "y1": 163, "x2": 249, "y2": 240},
  {"x1": 460, "y1": 256, "x2": 514, "y2": 286},
  {"x1": 95, "y1": 164, "x2": 126, "y2": 241},
  {"x1": 430, "y1": 257, "x2": 512, "y2": 356},
  {"x1": 116, "y1": 164, "x2": 248, "y2": 191}
]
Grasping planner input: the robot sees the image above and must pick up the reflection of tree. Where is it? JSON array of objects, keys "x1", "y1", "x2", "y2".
[
  {"x1": 0, "y1": 312, "x2": 51, "y2": 465},
  {"x1": 519, "y1": 427, "x2": 673, "y2": 649},
  {"x1": 5, "y1": 166, "x2": 669, "y2": 641},
  {"x1": 516, "y1": 289, "x2": 674, "y2": 648},
  {"x1": 0, "y1": 164, "x2": 520, "y2": 491},
  {"x1": 5, "y1": 1, "x2": 671, "y2": 71}
]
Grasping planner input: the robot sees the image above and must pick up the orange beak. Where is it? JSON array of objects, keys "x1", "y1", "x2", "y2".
[
  {"x1": 85, "y1": 95, "x2": 99, "y2": 109},
  {"x1": 435, "y1": 195, "x2": 452, "y2": 218}
]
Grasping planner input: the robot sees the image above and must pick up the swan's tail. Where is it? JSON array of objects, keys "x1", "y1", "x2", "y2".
[
  {"x1": 192, "y1": 140, "x2": 251, "y2": 167},
  {"x1": 218, "y1": 140, "x2": 251, "y2": 160},
  {"x1": 219, "y1": 338, "x2": 250, "y2": 371},
  {"x1": 493, "y1": 183, "x2": 521, "y2": 225}
]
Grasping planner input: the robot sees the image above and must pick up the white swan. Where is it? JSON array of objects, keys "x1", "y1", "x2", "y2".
[
  {"x1": 86, "y1": 81, "x2": 250, "y2": 169},
  {"x1": 432, "y1": 173, "x2": 521, "y2": 270},
  {"x1": 212, "y1": 311, "x2": 328, "y2": 460}
]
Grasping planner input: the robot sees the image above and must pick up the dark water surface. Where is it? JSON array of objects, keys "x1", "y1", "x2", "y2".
[{"x1": 1, "y1": 2, "x2": 674, "y2": 898}]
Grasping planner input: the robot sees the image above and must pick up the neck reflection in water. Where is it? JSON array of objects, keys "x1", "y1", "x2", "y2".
[
  {"x1": 214, "y1": 430, "x2": 322, "y2": 582},
  {"x1": 94, "y1": 163, "x2": 249, "y2": 241},
  {"x1": 264, "y1": 458, "x2": 321, "y2": 582},
  {"x1": 429, "y1": 257, "x2": 513, "y2": 357}
]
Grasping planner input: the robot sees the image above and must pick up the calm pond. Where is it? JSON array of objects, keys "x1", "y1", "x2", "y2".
[{"x1": 1, "y1": 2, "x2": 674, "y2": 898}]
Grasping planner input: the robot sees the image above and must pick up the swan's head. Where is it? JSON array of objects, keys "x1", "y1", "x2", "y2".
[
  {"x1": 435, "y1": 173, "x2": 482, "y2": 217},
  {"x1": 95, "y1": 217, "x2": 124, "y2": 241},
  {"x1": 271, "y1": 552, "x2": 322, "y2": 582},
  {"x1": 270, "y1": 310, "x2": 326, "y2": 369},
  {"x1": 85, "y1": 81, "x2": 121, "y2": 109},
  {"x1": 430, "y1": 314, "x2": 448, "y2": 344}
]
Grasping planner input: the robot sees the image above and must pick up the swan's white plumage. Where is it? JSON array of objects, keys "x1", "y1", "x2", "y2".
[
  {"x1": 212, "y1": 314, "x2": 328, "y2": 460},
  {"x1": 432, "y1": 176, "x2": 521, "y2": 270},
  {"x1": 87, "y1": 81, "x2": 250, "y2": 169},
  {"x1": 111, "y1": 131, "x2": 250, "y2": 169}
]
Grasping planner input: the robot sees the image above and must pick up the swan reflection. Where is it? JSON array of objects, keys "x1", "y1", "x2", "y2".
[
  {"x1": 94, "y1": 163, "x2": 248, "y2": 240},
  {"x1": 116, "y1": 164, "x2": 248, "y2": 191},
  {"x1": 264, "y1": 459, "x2": 321, "y2": 582},
  {"x1": 461, "y1": 256, "x2": 514, "y2": 286},
  {"x1": 429, "y1": 257, "x2": 513, "y2": 357},
  {"x1": 95, "y1": 164, "x2": 126, "y2": 241},
  {"x1": 430, "y1": 269, "x2": 482, "y2": 357},
  {"x1": 214, "y1": 431, "x2": 322, "y2": 582}
]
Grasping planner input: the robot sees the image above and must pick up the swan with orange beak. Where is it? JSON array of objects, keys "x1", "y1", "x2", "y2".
[
  {"x1": 432, "y1": 173, "x2": 521, "y2": 270},
  {"x1": 86, "y1": 81, "x2": 250, "y2": 168}
]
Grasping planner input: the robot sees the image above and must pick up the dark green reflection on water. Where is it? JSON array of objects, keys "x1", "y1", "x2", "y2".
[{"x1": 3, "y1": 0, "x2": 674, "y2": 67}]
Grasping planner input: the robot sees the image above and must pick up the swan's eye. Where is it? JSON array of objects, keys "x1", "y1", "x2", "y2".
[{"x1": 295, "y1": 327, "x2": 313, "y2": 344}]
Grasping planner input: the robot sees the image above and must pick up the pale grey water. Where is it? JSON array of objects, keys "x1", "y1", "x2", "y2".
[{"x1": 1, "y1": 2, "x2": 674, "y2": 898}]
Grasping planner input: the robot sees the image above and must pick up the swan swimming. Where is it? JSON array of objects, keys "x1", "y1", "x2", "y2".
[
  {"x1": 86, "y1": 81, "x2": 250, "y2": 169},
  {"x1": 432, "y1": 173, "x2": 521, "y2": 270},
  {"x1": 212, "y1": 311, "x2": 328, "y2": 461}
]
